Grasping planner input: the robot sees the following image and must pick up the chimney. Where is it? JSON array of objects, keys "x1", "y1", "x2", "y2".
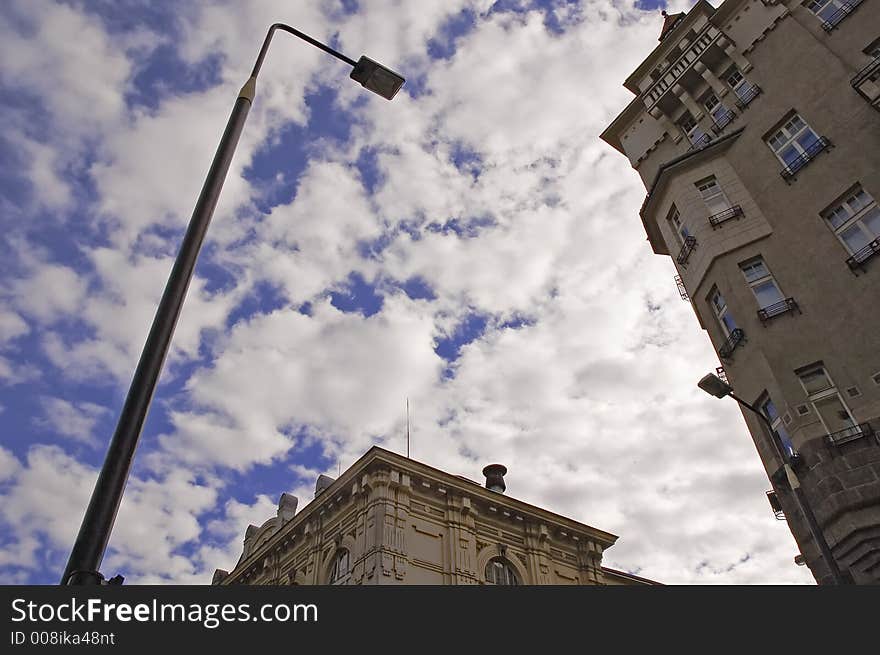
[
  {"x1": 315, "y1": 474, "x2": 335, "y2": 497},
  {"x1": 482, "y1": 464, "x2": 507, "y2": 493}
]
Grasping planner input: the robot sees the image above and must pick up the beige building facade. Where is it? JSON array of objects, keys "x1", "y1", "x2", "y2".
[
  {"x1": 601, "y1": 0, "x2": 880, "y2": 583},
  {"x1": 213, "y1": 447, "x2": 657, "y2": 586}
]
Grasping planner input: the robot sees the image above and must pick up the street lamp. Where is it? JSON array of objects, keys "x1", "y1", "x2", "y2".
[
  {"x1": 697, "y1": 373, "x2": 847, "y2": 584},
  {"x1": 61, "y1": 24, "x2": 404, "y2": 586}
]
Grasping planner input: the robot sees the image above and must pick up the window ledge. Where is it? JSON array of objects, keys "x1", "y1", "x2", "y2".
[
  {"x1": 708, "y1": 205, "x2": 743, "y2": 228},
  {"x1": 757, "y1": 297, "x2": 801, "y2": 325},
  {"x1": 734, "y1": 84, "x2": 762, "y2": 110},
  {"x1": 718, "y1": 327, "x2": 746, "y2": 360},
  {"x1": 846, "y1": 238, "x2": 880, "y2": 275},
  {"x1": 676, "y1": 235, "x2": 697, "y2": 267},
  {"x1": 825, "y1": 422, "x2": 875, "y2": 447}
]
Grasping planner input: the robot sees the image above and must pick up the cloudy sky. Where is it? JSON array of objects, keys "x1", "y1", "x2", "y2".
[{"x1": 0, "y1": 0, "x2": 814, "y2": 585}]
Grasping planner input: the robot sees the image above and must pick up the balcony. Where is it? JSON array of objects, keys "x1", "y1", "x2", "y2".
[
  {"x1": 780, "y1": 136, "x2": 833, "y2": 183},
  {"x1": 846, "y1": 238, "x2": 880, "y2": 274},
  {"x1": 644, "y1": 25, "x2": 722, "y2": 110},
  {"x1": 825, "y1": 422, "x2": 875, "y2": 447},
  {"x1": 708, "y1": 205, "x2": 743, "y2": 229},
  {"x1": 676, "y1": 235, "x2": 697, "y2": 267},
  {"x1": 674, "y1": 275, "x2": 689, "y2": 301},
  {"x1": 687, "y1": 133, "x2": 712, "y2": 152},
  {"x1": 711, "y1": 108, "x2": 737, "y2": 134},
  {"x1": 757, "y1": 297, "x2": 800, "y2": 325},
  {"x1": 734, "y1": 84, "x2": 762, "y2": 110},
  {"x1": 718, "y1": 327, "x2": 746, "y2": 360},
  {"x1": 766, "y1": 490, "x2": 785, "y2": 521},
  {"x1": 821, "y1": 0, "x2": 864, "y2": 31},
  {"x1": 852, "y1": 56, "x2": 880, "y2": 88}
]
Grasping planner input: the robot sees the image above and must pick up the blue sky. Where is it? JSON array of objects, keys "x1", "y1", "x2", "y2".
[{"x1": 0, "y1": 0, "x2": 813, "y2": 585}]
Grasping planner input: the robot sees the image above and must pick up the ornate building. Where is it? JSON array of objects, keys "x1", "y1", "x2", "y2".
[
  {"x1": 212, "y1": 447, "x2": 657, "y2": 585},
  {"x1": 601, "y1": 0, "x2": 880, "y2": 583}
]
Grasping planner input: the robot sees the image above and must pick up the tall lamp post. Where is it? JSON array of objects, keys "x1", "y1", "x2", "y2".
[
  {"x1": 697, "y1": 373, "x2": 847, "y2": 584},
  {"x1": 61, "y1": 24, "x2": 404, "y2": 586}
]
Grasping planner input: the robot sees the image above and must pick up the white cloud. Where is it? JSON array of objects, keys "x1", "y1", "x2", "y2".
[
  {"x1": 11, "y1": 262, "x2": 88, "y2": 324},
  {"x1": 0, "y1": 0, "x2": 817, "y2": 585},
  {"x1": 36, "y1": 398, "x2": 110, "y2": 446},
  {"x1": 0, "y1": 311, "x2": 29, "y2": 344}
]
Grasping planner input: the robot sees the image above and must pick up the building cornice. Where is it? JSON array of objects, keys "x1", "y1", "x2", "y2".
[
  {"x1": 623, "y1": 0, "x2": 718, "y2": 94},
  {"x1": 225, "y1": 446, "x2": 619, "y2": 582}
]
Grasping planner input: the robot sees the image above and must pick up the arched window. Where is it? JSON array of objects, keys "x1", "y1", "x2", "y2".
[
  {"x1": 485, "y1": 557, "x2": 519, "y2": 585},
  {"x1": 330, "y1": 549, "x2": 350, "y2": 584}
]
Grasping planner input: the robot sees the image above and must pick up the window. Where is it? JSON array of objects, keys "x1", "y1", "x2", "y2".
[
  {"x1": 696, "y1": 176, "x2": 732, "y2": 216},
  {"x1": 680, "y1": 112, "x2": 707, "y2": 146},
  {"x1": 759, "y1": 394, "x2": 796, "y2": 459},
  {"x1": 725, "y1": 67, "x2": 758, "y2": 104},
  {"x1": 807, "y1": 0, "x2": 861, "y2": 30},
  {"x1": 667, "y1": 205, "x2": 690, "y2": 245},
  {"x1": 806, "y1": 0, "x2": 849, "y2": 22},
  {"x1": 330, "y1": 549, "x2": 350, "y2": 584},
  {"x1": 766, "y1": 114, "x2": 822, "y2": 170},
  {"x1": 709, "y1": 287, "x2": 739, "y2": 336},
  {"x1": 796, "y1": 364, "x2": 858, "y2": 437},
  {"x1": 739, "y1": 258, "x2": 786, "y2": 309},
  {"x1": 485, "y1": 558, "x2": 519, "y2": 585},
  {"x1": 798, "y1": 365, "x2": 834, "y2": 395},
  {"x1": 821, "y1": 185, "x2": 880, "y2": 256},
  {"x1": 703, "y1": 93, "x2": 732, "y2": 129}
]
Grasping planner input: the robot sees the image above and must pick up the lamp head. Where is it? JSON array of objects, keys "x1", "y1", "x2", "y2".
[
  {"x1": 698, "y1": 373, "x2": 734, "y2": 399},
  {"x1": 350, "y1": 56, "x2": 405, "y2": 100}
]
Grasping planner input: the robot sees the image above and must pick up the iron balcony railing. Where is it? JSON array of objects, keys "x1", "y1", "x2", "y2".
[
  {"x1": 734, "y1": 84, "x2": 761, "y2": 109},
  {"x1": 821, "y1": 0, "x2": 864, "y2": 31},
  {"x1": 708, "y1": 205, "x2": 743, "y2": 228},
  {"x1": 757, "y1": 297, "x2": 800, "y2": 324},
  {"x1": 851, "y1": 55, "x2": 880, "y2": 89},
  {"x1": 711, "y1": 108, "x2": 736, "y2": 134},
  {"x1": 780, "y1": 136, "x2": 832, "y2": 182},
  {"x1": 674, "y1": 275, "x2": 689, "y2": 301},
  {"x1": 826, "y1": 422, "x2": 875, "y2": 447},
  {"x1": 766, "y1": 490, "x2": 785, "y2": 521},
  {"x1": 676, "y1": 235, "x2": 697, "y2": 266},
  {"x1": 687, "y1": 133, "x2": 712, "y2": 152},
  {"x1": 846, "y1": 238, "x2": 880, "y2": 273},
  {"x1": 718, "y1": 327, "x2": 746, "y2": 360}
]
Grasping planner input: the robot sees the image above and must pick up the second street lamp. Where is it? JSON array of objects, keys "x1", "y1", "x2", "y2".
[
  {"x1": 697, "y1": 373, "x2": 847, "y2": 584},
  {"x1": 61, "y1": 24, "x2": 404, "y2": 586}
]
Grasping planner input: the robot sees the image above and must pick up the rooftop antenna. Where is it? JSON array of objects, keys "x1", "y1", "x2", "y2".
[{"x1": 406, "y1": 397, "x2": 411, "y2": 458}]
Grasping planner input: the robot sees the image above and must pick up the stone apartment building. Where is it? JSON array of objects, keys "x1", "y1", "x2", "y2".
[
  {"x1": 212, "y1": 446, "x2": 657, "y2": 585},
  {"x1": 601, "y1": 0, "x2": 880, "y2": 583}
]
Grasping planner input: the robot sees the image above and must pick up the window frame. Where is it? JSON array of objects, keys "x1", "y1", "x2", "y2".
[
  {"x1": 757, "y1": 392, "x2": 796, "y2": 459},
  {"x1": 795, "y1": 364, "x2": 858, "y2": 436},
  {"x1": 708, "y1": 286, "x2": 738, "y2": 337},
  {"x1": 667, "y1": 205, "x2": 690, "y2": 245},
  {"x1": 696, "y1": 176, "x2": 732, "y2": 216},
  {"x1": 820, "y1": 185, "x2": 880, "y2": 256},
  {"x1": 725, "y1": 67, "x2": 750, "y2": 98},
  {"x1": 738, "y1": 257, "x2": 786, "y2": 310},
  {"x1": 485, "y1": 557, "x2": 520, "y2": 585},
  {"x1": 765, "y1": 113, "x2": 822, "y2": 169},
  {"x1": 329, "y1": 548, "x2": 351, "y2": 585},
  {"x1": 805, "y1": 0, "x2": 849, "y2": 22},
  {"x1": 679, "y1": 112, "x2": 707, "y2": 145}
]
